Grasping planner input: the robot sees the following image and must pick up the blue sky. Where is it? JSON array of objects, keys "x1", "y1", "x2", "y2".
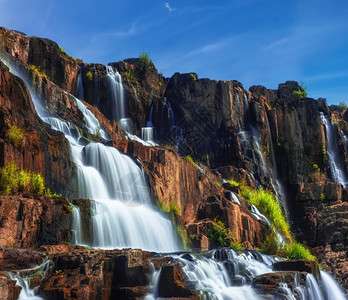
[{"x1": 1, "y1": 0, "x2": 348, "y2": 104}]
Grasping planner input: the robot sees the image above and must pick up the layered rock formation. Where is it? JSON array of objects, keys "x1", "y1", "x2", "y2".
[{"x1": 0, "y1": 26, "x2": 347, "y2": 298}]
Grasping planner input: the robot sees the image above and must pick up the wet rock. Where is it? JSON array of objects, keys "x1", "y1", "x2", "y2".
[
  {"x1": 157, "y1": 262, "x2": 198, "y2": 298},
  {"x1": 273, "y1": 259, "x2": 320, "y2": 279},
  {"x1": 0, "y1": 275, "x2": 21, "y2": 300}
]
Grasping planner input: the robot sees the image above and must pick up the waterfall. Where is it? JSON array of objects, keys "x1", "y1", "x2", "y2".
[
  {"x1": 145, "y1": 249, "x2": 346, "y2": 299},
  {"x1": 7, "y1": 258, "x2": 52, "y2": 300},
  {"x1": 320, "y1": 112, "x2": 348, "y2": 187},
  {"x1": 320, "y1": 271, "x2": 346, "y2": 300},
  {"x1": 76, "y1": 66, "x2": 84, "y2": 100},
  {"x1": 106, "y1": 65, "x2": 133, "y2": 132},
  {"x1": 3, "y1": 59, "x2": 180, "y2": 253},
  {"x1": 141, "y1": 103, "x2": 157, "y2": 145}
]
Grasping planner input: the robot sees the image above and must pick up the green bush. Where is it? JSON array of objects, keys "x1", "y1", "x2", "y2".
[
  {"x1": 138, "y1": 51, "x2": 152, "y2": 71},
  {"x1": 86, "y1": 71, "x2": 93, "y2": 81},
  {"x1": 207, "y1": 219, "x2": 245, "y2": 249},
  {"x1": 0, "y1": 161, "x2": 17, "y2": 195},
  {"x1": 186, "y1": 155, "x2": 196, "y2": 166},
  {"x1": 339, "y1": 101, "x2": 347, "y2": 109},
  {"x1": 18, "y1": 170, "x2": 31, "y2": 192},
  {"x1": 190, "y1": 73, "x2": 197, "y2": 81},
  {"x1": 292, "y1": 82, "x2": 308, "y2": 99},
  {"x1": 0, "y1": 161, "x2": 45, "y2": 195},
  {"x1": 29, "y1": 64, "x2": 47, "y2": 80},
  {"x1": 6, "y1": 124, "x2": 25, "y2": 147}
]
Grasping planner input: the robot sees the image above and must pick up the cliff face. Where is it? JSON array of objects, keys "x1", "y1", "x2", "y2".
[{"x1": 0, "y1": 27, "x2": 347, "y2": 297}]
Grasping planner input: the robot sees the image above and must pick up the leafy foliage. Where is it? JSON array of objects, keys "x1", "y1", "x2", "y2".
[
  {"x1": 292, "y1": 81, "x2": 308, "y2": 99},
  {"x1": 339, "y1": 101, "x2": 347, "y2": 109},
  {"x1": 207, "y1": 219, "x2": 244, "y2": 249},
  {"x1": 6, "y1": 124, "x2": 25, "y2": 147},
  {"x1": 285, "y1": 242, "x2": 317, "y2": 261},
  {"x1": 138, "y1": 51, "x2": 152, "y2": 71},
  {"x1": 190, "y1": 73, "x2": 197, "y2": 81},
  {"x1": 29, "y1": 64, "x2": 48, "y2": 80},
  {"x1": 0, "y1": 161, "x2": 45, "y2": 195},
  {"x1": 86, "y1": 71, "x2": 93, "y2": 81}
]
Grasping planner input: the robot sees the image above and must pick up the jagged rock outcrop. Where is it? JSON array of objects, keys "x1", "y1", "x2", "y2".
[{"x1": 0, "y1": 27, "x2": 78, "y2": 94}]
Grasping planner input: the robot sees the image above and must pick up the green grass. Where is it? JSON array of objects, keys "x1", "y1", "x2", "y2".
[
  {"x1": 239, "y1": 185, "x2": 291, "y2": 240},
  {"x1": 6, "y1": 124, "x2": 25, "y2": 147},
  {"x1": 285, "y1": 242, "x2": 317, "y2": 261},
  {"x1": 207, "y1": 219, "x2": 245, "y2": 249},
  {"x1": 186, "y1": 155, "x2": 196, "y2": 167},
  {"x1": 0, "y1": 161, "x2": 45, "y2": 195}
]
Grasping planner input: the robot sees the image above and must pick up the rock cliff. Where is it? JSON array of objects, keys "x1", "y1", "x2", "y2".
[{"x1": 0, "y1": 27, "x2": 347, "y2": 298}]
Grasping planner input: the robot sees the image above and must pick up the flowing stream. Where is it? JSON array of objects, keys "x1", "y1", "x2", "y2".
[
  {"x1": 320, "y1": 112, "x2": 348, "y2": 187},
  {"x1": 1, "y1": 58, "x2": 346, "y2": 300}
]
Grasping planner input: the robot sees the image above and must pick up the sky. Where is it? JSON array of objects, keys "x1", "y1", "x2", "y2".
[{"x1": 1, "y1": 0, "x2": 348, "y2": 104}]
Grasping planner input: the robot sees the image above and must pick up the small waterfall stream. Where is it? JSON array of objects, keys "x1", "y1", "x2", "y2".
[
  {"x1": 320, "y1": 112, "x2": 348, "y2": 187},
  {"x1": 7, "y1": 258, "x2": 52, "y2": 300}
]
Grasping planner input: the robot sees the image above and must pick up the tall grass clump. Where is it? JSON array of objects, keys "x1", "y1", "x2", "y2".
[
  {"x1": 239, "y1": 185, "x2": 291, "y2": 240},
  {"x1": 0, "y1": 161, "x2": 45, "y2": 195}
]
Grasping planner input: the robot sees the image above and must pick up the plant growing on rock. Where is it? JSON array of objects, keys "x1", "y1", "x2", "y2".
[
  {"x1": 0, "y1": 161, "x2": 46, "y2": 195},
  {"x1": 138, "y1": 51, "x2": 152, "y2": 71},
  {"x1": 189, "y1": 73, "x2": 197, "y2": 81},
  {"x1": 29, "y1": 64, "x2": 48, "y2": 82},
  {"x1": 339, "y1": 101, "x2": 347, "y2": 110},
  {"x1": 86, "y1": 71, "x2": 93, "y2": 81},
  {"x1": 292, "y1": 81, "x2": 308, "y2": 99},
  {"x1": 6, "y1": 124, "x2": 25, "y2": 147}
]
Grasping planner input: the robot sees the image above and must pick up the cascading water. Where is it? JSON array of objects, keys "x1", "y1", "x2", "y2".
[
  {"x1": 76, "y1": 66, "x2": 84, "y2": 100},
  {"x1": 141, "y1": 104, "x2": 157, "y2": 145},
  {"x1": 3, "y1": 59, "x2": 180, "y2": 253},
  {"x1": 7, "y1": 258, "x2": 52, "y2": 300},
  {"x1": 146, "y1": 249, "x2": 346, "y2": 300},
  {"x1": 320, "y1": 112, "x2": 348, "y2": 187},
  {"x1": 106, "y1": 65, "x2": 133, "y2": 132}
]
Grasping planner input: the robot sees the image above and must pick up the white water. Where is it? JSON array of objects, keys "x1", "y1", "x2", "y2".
[
  {"x1": 3, "y1": 58, "x2": 180, "y2": 253},
  {"x1": 76, "y1": 66, "x2": 84, "y2": 100},
  {"x1": 71, "y1": 204, "x2": 83, "y2": 245},
  {"x1": 320, "y1": 271, "x2": 346, "y2": 300},
  {"x1": 320, "y1": 113, "x2": 348, "y2": 187},
  {"x1": 147, "y1": 249, "x2": 274, "y2": 299},
  {"x1": 7, "y1": 258, "x2": 51, "y2": 300}
]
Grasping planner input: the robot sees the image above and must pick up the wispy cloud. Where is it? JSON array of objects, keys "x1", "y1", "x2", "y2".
[
  {"x1": 165, "y1": 2, "x2": 176, "y2": 12},
  {"x1": 91, "y1": 23, "x2": 138, "y2": 42},
  {"x1": 305, "y1": 71, "x2": 348, "y2": 83}
]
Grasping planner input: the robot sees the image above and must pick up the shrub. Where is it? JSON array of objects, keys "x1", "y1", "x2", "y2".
[
  {"x1": 207, "y1": 219, "x2": 245, "y2": 249},
  {"x1": 169, "y1": 202, "x2": 180, "y2": 216},
  {"x1": 29, "y1": 64, "x2": 47, "y2": 80},
  {"x1": 189, "y1": 73, "x2": 197, "y2": 81},
  {"x1": 0, "y1": 161, "x2": 45, "y2": 195},
  {"x1": 86, "y1": 71, "x2": 93, "y2": 81},
  {"x1": 18, "y1": 170, "x2": 31, "y2": 192},
  {"x1": 339, "y1": 101, "x2": 347, "y2": 109},
  {"x1": 30, "y1": 172, "x2": 45, "y2": 195},
  {"x1": 0, "y1": 161, "x2": 18, "y2": 195},
  {"x1": 292, "y1": 82, "x2": 308, "y2": 99},
  {"x1": 6, "y1": 124, "x2": 25, "y2": 147},
  {"x1": 138, "y1": 51, "x2": 152, "y2": 71}
]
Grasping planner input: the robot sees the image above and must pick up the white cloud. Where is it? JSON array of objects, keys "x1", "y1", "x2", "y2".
[
  {"x1": 91, "y1": 23, "x2": 138, "y2": 42},
  {"x1": 165, "y1": 2, "x2": 176, "y2": 12}
]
